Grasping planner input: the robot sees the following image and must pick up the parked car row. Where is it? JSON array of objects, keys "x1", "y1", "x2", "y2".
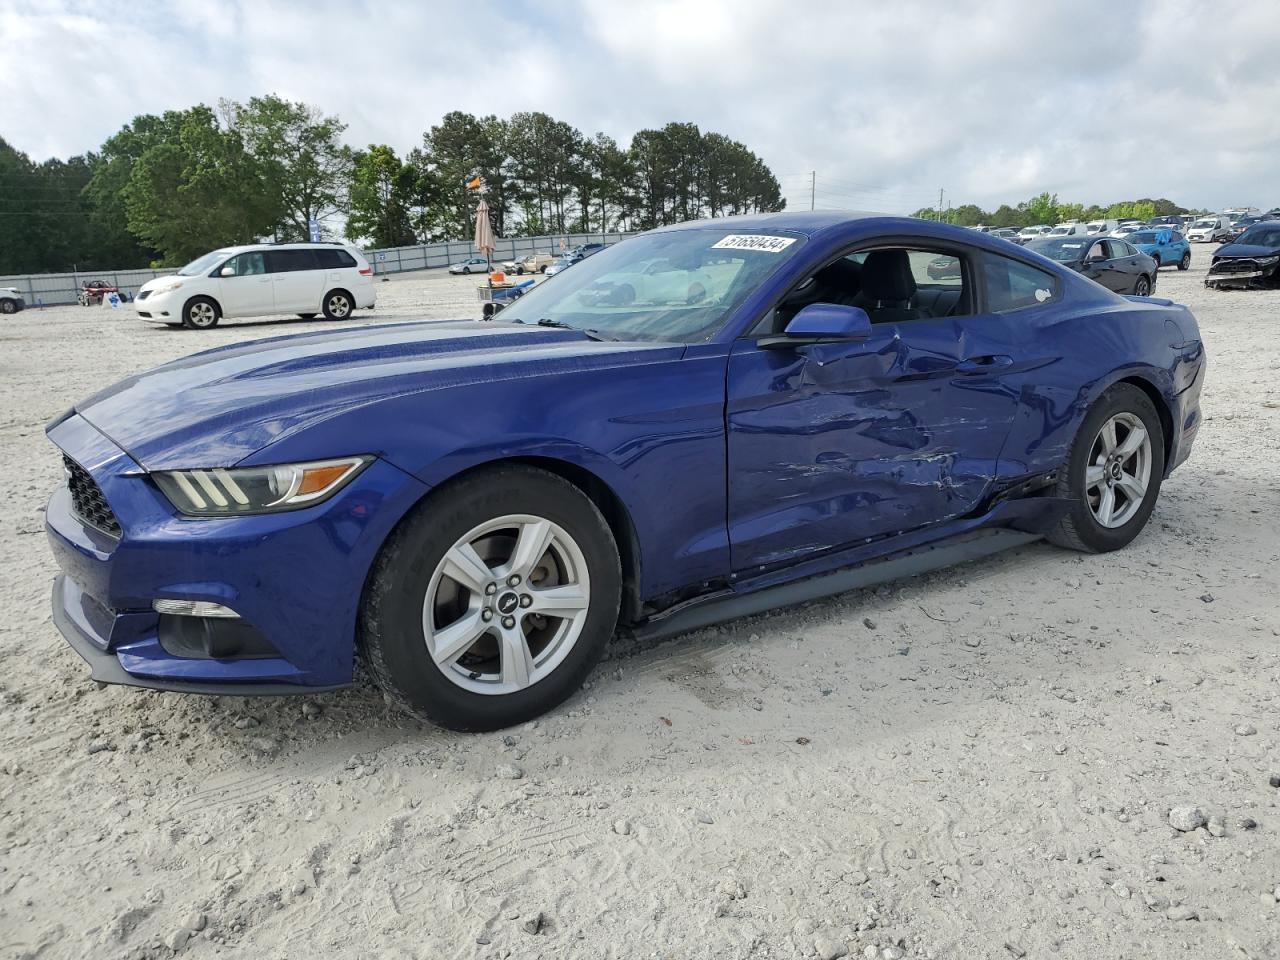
[{"x1": 453, "y1": 242, "x2": 611, "y2": 279}]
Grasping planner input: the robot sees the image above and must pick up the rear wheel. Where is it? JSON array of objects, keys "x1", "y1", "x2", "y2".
[
  {"x1": 322, "y1": 289, "x2": 353, "y2": 321},
  {"x1": 1048, "y1": 383, "x2": 1164, "y2": 553},
  {"x1": 1151, "y1": 253, "x2": 1161, "y2": 269},
  {"x1": 1133, "y1": 275, "x2": 1151, "y2": 297},
  {"x1": 1178, "y1": 251, "x2": 1191, "y2": 270},
  {"x1": 360, "y1": 465, "x2": 621, "y2": 731},
  {"x1": 182, "y1": 297, "x2": 219, "y2": 330}
]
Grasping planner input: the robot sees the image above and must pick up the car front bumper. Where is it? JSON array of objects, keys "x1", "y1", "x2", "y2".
[
  {"x1": 45, "y1": 413, "x2": 429, "y2": 692},
  {"x1": 135, "y1": 290, "x2": 179, "y2": 323}
]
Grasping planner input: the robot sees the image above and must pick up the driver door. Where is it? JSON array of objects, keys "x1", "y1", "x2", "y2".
[
  {"x1": 215, "y1": 252, "x2": 274, "y2": 317},
  {"x1": 1079, "y1": 239, "x2": 1120, "y2": 291},
  {"x1": 725, "y1": 246, "x2": 1020, "y2": 573}
]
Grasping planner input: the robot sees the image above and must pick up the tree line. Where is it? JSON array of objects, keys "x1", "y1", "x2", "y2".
[
  {"x1": 912, "y1": 192, "x2": 1203, "y2": 229},
  {"x1": 0, "y1": 96, "x2": 785, "y2": 273}
]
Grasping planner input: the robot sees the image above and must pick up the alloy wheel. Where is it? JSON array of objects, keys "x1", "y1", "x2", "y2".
[
  {"x1": 327, "y1": 294, "x2": 351, "y2": 318},
  {"x1": 1085, "y1": 412, "x2": 1152, "y2": 528},
  {"x1": 189, "y1": 302, "x2": 216, "y2": 327},
  {"x1": 423, "y1": 514, "x2": 591, "y2": 695}
]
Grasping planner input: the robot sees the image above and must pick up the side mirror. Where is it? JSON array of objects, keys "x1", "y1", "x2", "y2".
[
  {"x1": 760, "y1": 303, "x2": 873, "y2": 349},
  {"x1": 220, "y1": 266, "x2": 235, "y2": 277}
]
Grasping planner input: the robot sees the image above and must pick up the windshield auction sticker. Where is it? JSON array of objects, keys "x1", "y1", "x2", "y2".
[{"x1": 711, "y1": 234, "x2": 797, "y2": 253}]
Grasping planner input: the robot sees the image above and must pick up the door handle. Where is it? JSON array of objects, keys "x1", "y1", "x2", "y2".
[{"x1": 955, "y1": 354, "x2": 1014, "y2": 374}]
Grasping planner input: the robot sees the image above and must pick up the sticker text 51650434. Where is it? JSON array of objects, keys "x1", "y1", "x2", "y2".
[{"x1": 710, "y1": 235, "x2": 797, "y2": 253}]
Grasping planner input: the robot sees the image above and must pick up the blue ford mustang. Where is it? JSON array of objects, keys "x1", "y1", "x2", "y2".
[{"x1": 45, "y1": 214, "x2": 1206, "y2": 730}]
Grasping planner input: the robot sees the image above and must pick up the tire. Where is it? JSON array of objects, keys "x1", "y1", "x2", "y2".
[
  {"x1": 359, "y1": 465, "x2": 621, "y2": 731},
  {"x1": 0, "y1": 298, "x2": 15, "y2": 314},
  {"x1": 297, "y1": 312, "x2": 317, "y2": 320},
  {"x1": 540, "y1": 265, "x2": 549, "y2": 274},
  {"x1": 1178, "y1": 251, "x2": 1191, "y2": 271},
  {"x1": 462, "y1": 266, "x2": 472, "y2": 275},
  {"x1": 1151, "y1": 253, "x2": 1161, "y2": 269},
  {"x1": 181, "y1": 296, "x2": 219, "y2": 330},
  {"x1": 1133, "y1": 275, "x2": 1151, "y2": 297},
  {"x1": 516, "y1": 266, "x2": 525, "y2": 275},
  {"x1": 321, "y1": 289, "x2": 353, "y2": 321},
  {"x1": 1047, "y1": 383, "x2": 1165, "y2": 553}
]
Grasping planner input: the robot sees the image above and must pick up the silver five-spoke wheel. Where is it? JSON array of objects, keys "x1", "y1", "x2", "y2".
[
  {"x1": 1085, "y1": 412, "x2": 1151, "y2": 528},
  {"x1": 424, "y1": 514, "x2": 591, "y2": 695}
]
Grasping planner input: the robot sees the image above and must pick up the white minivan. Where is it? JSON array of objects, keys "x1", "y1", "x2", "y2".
[
  {"x1": 135, "y1": 242, "x2": 376, "y2": 329},
  {"x1": 1185, "y1": 216, "x2": 1232, "y2": 243}
]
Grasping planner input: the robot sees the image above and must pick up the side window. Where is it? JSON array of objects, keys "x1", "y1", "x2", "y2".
[
  {"x1": 316, "y1": 248, "x2": 357, "y2": 269},
  {"x1": 1110, "y1": 240, "x2": 1135, "y2": 258},
  {"x1": 981, "y1": 254, "x2": 1058, "y2": 313},
  {"x1": 849, "y1": 246, "x2": 972, "y2": 320},
  {"x1": 219, "y1": 252, "x2": 265, "y2": 277},
  {"x1": 268, "y1": 249, "x2": 320, "y2": 273}
]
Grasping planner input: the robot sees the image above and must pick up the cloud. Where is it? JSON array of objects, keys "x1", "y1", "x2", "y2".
[{"x1": 3, "y1": 0, "x2": 1279, "y2": 213}]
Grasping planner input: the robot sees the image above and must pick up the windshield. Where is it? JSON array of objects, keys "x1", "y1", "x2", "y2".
[
  {"x1": 498, "y1": 228, "x2": 806, "y2": 343},
  {"x1": 177, "y1": 249, "x2": 231, "y2": 276},
  {"x1": 1192, "y1": 219, "x2": 1216, "y2": 229},
  {"x1": 1234, "y1": 227, "x2": 1280, "y2": 250},
  {"x1": 1026, "y1": 238, "x2": 1088, "y2": 262},
  {"x1": 1048, "y1": 226, "x2": 1072, "y2": 236}
]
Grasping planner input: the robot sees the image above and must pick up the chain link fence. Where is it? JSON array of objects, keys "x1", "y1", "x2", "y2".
[{"x1": 0, "y1": 231, "x2": 637, "y2": 307}]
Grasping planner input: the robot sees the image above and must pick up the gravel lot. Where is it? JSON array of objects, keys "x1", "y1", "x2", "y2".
[{"x1": 1, "y1": 252, "x2": 1278, "y2": 960}]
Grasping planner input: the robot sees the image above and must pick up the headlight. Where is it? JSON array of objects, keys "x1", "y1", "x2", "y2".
[
  {"x1": 153, "y1": 456, "x2": 370, "y2": 517},
  {"x1": 1255, "y1": 255, "x2": 1280, "y2": 266}
]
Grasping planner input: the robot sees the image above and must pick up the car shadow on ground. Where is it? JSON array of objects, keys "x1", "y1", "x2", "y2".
[{"x1": 141, "y1": 458, "x2": 1257, "y2": 778}]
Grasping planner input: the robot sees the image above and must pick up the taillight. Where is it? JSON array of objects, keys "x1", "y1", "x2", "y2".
[{"x1": 358, "y1": 267, "x2": 372, "y2": 276}]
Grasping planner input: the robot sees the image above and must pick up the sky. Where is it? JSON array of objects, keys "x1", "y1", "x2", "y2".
[{"x1": 3, "y1": 0, "x2": 1279, "y2": 215}]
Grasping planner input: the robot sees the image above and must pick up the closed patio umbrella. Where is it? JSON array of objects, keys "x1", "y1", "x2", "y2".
[{"x1": 474, "y1": 198, "x2": 496, "y2": 287}]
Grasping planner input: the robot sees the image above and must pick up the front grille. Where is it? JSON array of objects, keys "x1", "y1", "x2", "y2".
[
  {"x1": 63, "y1": 456, "x2": 122, "y2": 537},
  {"x1": 1209, "y1": 258, "x2": 1262, "y2": 275}
]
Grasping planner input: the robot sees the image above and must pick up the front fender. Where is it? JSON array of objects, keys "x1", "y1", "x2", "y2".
[{"x1": 237, "y1": 350, "x2": 732, "y2": 603}]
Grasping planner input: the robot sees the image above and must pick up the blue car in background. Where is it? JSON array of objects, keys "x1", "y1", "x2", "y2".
[
  {"x1": 1128, "y1": 228, "x2": 1192, "y2": 271},
  {"x1": 44, "y1": 214, "x2": 1206, "y2": 730}
]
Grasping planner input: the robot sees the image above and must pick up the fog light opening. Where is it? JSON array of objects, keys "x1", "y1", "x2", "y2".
[{"x1": 152, "y1": 599, "x2": 241, "y2": 619}]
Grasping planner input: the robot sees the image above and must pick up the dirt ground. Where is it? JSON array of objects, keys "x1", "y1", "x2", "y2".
[{"x1": 1, "y1": 250, "x2": 1277, "y2": 960}]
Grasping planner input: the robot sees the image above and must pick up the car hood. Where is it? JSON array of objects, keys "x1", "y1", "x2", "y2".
[
  {"x1": 66, "y1": 320, "x2": 679, "y2": 470},
  {"x1": 137, "y1": 274, "x2": 181, "y2": 292},
  {"x1": 1212, "y1": 242, "x2": 1280, "y2": 259}
]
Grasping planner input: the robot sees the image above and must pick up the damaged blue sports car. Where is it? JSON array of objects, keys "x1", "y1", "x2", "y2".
[{"x1": 46, "y1": 213, "x2": 1205, "y2": 730}]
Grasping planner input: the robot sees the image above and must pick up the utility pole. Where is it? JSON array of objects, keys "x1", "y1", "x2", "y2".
[{"x1": 810, "y1": 171, "x2": 816, "y2": 211}]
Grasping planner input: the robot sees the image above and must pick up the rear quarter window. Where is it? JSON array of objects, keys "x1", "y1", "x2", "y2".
[
  {"x1": 981, "y1": 253, "x2": 1058, "y2": 313},
  {"x1": 317, "y1": 249, "x2": 357, "y2": 269}
]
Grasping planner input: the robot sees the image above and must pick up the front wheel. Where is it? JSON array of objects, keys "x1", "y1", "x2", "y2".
[
  {"x1": 0, "y1": 299, "x2": 15, "y2": 314},
  {"x1": 462, "y1": 266, "x2": 471, "y2": 274},
  {"x1": 1048, "y1": 383, "x2": 1165, "y2": 553},
  {"x1": 182, "y1": 297, "x2": 219, "y2": 330},
  {"x1": 1178, "y1": 251, "x2": 1191, "y2": 271},
  {"x1": 360, "y1": 465, "x2": 621, "y2": 731}
]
